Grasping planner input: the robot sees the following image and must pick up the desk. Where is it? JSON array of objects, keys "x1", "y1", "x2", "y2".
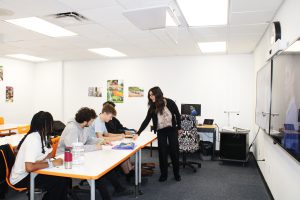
[
  {"x1": 0, "y1": 124, "x2": 27, "y2": 136},
  {"x1": 30, "y1": 132, "x2": 157, "y2": 200},
  {"x1": 197, "y1": 125, "x2": 217, "y2": 160},
  {"x1": 0, "y1": 134, "x2": 25, "y2": 147}
]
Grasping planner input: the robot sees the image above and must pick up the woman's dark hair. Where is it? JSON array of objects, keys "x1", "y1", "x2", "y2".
[
  {"x1": 103, "y1": 101, "x2": 116, "y2": 108},
  {"x1": 148, "y1": 86, "x2": 165, "y2": 114},
  {"x1": 75, "y1": 107, "x2": 97, "y2": 123},
  {"x1": 17, "y1": 111, "x2": 53, "y2": 154}
]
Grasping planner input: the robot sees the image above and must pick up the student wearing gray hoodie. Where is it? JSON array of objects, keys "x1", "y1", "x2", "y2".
[{"x1": 58, "y1": 107, "x2": 132, "y2": 200}]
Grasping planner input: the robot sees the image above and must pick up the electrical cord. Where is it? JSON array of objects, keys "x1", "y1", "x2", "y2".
[{"x1": 249, "y1": 127, "x2": 261, "y2": 150}]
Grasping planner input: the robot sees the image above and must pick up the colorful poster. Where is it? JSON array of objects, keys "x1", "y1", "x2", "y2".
[
  {"x1": 128, "y1": 87, "x2": 144, "y2": 97},
  {"x1": 88, "y1": 87, "x2": 102, "y2": 97},
  {"x1": 0, "y1": 66, "x2": 3, "y2": 81},
  {"x1": 6, "y1": 86, "x2": 13, "y2": 103},
  {"x1": 107, "y1": 80, "x2": 124, "y2": 103}
]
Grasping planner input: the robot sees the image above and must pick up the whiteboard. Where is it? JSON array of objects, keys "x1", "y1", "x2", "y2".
[{"x1": 255, "y1": 62, "x2": 272, "y2": 131}]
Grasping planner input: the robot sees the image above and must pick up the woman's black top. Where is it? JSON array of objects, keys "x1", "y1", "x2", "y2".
[{"x1": 137, "y1": 98, "x2": 181, "y2": 135}]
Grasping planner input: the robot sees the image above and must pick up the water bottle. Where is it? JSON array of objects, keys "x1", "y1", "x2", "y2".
[
  {"x1": 64, "y1": 147, "x2": 72, "y2": 169},
  {"x1": 72, "y1": 142, "x2": 84, "y2": 165}
]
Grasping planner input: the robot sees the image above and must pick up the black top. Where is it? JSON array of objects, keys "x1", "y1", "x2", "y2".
[
  {"x1": 137, "y1": 98, "x2": 181, "y2": 135},
  {"x1": 105, "y1": 117, "x2": 129, "y2": 134}
]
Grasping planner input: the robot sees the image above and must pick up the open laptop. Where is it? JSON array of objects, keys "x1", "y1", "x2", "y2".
[{"x1": 203, "y1": 119, "x2": 214, "y2": 125}]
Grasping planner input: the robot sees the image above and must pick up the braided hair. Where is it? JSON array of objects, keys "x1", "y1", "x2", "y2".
[{"x1": 17, "y1": 111, "x2": 54, "y2": 154}]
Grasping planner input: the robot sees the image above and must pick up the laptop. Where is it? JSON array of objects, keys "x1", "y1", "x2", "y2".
[{"x1": 203, "y1": 119, "x2": 214, "y2": 125}]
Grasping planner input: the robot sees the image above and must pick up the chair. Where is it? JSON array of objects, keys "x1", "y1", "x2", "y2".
[
  {"x1": 50, "y1": 136, "x2": 60, "y2": 158},
  {"x1": 17, "y1": 125, "x2": 30, "y2": 134},
  {"x1": 0, "y1": 144, "x2": 27, "y2": 198},
  {"x1": 178, "y1": 114, "x2": 201, "y2": 172},
  {"x1": 0, "y1": 144, "x2": 48, "y2": 199}
]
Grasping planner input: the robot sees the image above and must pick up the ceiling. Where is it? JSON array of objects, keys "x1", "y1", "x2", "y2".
[{"x1": 0, "y1": 0, "x2": 284, "y2": 61}]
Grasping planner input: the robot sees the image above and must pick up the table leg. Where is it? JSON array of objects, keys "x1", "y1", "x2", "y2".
[
  {"x1": 134, "y1": 151, "x2": 139, "y2": 198},
  {"x1": 87, "y1": 180, "x2": 95, "y2": 200},
  {"x1": 30, "y1": 173, "x2": 37, "y2": 200},
  {"x1": 212, "y1": 130, "x2": 216, "y2": 161}
]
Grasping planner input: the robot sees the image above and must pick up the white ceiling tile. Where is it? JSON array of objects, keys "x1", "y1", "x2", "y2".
[
  {"x1": 230, "y1": 11, "x2": 275, "y2": 25},
  {"x1": 231, "y1": 0, "x2": 284, "y2": 12},
  {"x1": 229, "y1": 23, "x2": 268, "y2": 35},
  {"x1": 57, "y1": 0, "x2": 118, "y2": 11},
  {"x1": 116, "y1": 0, "x2": 171, "y2": 10}
]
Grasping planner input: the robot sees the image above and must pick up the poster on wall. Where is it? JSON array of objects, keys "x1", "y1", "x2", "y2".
[
  {"x1": 0, "y1": 66, "x2": 3, "y2": 81},
  {"x1": 6, "y1": 86, "x2": 13, "y2": 103},
  {"x1": 88, "y1": 87, "x2": 102, "y2": 97},
  {"x1": 128, "y1": 87, "x2": 144, "y2": 97},
  {"x1": 107, "y1": 80, "x2": 124, "y2": 103}
]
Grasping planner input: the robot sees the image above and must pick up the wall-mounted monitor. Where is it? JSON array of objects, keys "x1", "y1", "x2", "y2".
[
  {"x1": 270, "y1": 38, "x2": 300, "y2": 162},
  {"x1": 181, "y1": 104, "x2": 201, "y2": 116}
]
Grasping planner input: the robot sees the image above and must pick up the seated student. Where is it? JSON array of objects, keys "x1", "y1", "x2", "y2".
[
  {"x1": 10, "y1": 111, "x2": 69, "y2": 200},
  {"x1": 103, "y1": 101, "x2": 136, "y2": 135},
  {"x1": 89, "y1": 104, "x2": 135, "y2": 181},
  {"x1": 57, "y1": 107, "x2": 132, "y2": 199}
]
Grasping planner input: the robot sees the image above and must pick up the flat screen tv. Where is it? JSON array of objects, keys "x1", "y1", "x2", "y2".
[
  {"x1": 270, "y1": 38, "x2": 300, "y2": 161},
  {"x1": 181, "y1": 104, "x2": 201, "y2": 116}
]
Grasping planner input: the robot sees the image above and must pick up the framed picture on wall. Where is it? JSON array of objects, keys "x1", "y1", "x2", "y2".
[
  {"x1": 107, "y1": 80, "x2": 124, "y2": 103},
  {"x1": 128, "y1": 86, "x2": 144, "y2": 97},
  {"x1": 6, "y1": 86, "x2": 13, "y2": 103},
  {"x1": 88, "y1": 87, "x2": 102, "y2": 97}
]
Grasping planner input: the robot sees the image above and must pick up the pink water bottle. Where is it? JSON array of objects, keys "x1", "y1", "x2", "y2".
[{"x1": 64, "y1": 147, "x2": 72, "y2": 169}]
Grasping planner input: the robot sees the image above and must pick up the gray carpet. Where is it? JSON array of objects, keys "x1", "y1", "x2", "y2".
[{"x1": 3, "y1": 149, "x2": 271, "y2": 200}]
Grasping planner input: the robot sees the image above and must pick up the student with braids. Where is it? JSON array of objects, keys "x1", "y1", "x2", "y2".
[{"x1": 10, "y1": 111, "x2": 69, "y2": 200}]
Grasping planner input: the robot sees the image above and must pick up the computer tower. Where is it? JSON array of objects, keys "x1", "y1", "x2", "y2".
[{"x1": 220, "y1": 131, "x2": 249, "y2": 163}]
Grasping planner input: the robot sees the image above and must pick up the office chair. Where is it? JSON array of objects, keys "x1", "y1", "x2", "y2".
[{"x1": 178, "y1": 114, "x2": 201, "y2": 172}]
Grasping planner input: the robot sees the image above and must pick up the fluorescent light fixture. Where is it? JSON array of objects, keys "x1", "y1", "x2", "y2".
[
  {"x1": 285, "y1": 41, "x2": 300, "y2": 52},
  {"x1": 6, "y1": 54, "x2": 48, "y2": 62},
  {"x1": 5, "y1": 17, "x2": 77, "y2": 37},
  {"x1": 177, "y1": 0, "x2": 228, "y2": 26},
  {"x1": 88, "y1": 48, "x2": 127, "y2": 57},
  {"x1": 197, "y1": 41, "x2": 226, "y2": 53}
]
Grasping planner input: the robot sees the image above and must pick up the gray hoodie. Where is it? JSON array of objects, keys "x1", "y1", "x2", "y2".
[{"x1": 56, "y1": 119, "x2": 104, "y2": 156}]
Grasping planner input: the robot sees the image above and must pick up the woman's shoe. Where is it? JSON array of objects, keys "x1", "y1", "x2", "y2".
[{"x1": 158, "y1": 175, "x2": 167, "y2": 182}]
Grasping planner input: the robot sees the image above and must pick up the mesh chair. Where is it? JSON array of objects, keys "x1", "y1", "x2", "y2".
[{"x1": 178, "y1": 114, "x2": 201, "y2": 172}]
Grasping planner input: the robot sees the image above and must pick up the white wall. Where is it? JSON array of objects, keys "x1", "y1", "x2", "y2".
[
  {"x1": 253, "y1": 0, "x2": 300, "y2": 199},
  {"x1": 33, "y1": 62, "x2": 63, "y2": 120},
  {"x1": 0, "y1": 57, "x2": 35, "y2": 124},
  {"x1": 62, "y1": 55, "x2": 254, "y2": 149}
]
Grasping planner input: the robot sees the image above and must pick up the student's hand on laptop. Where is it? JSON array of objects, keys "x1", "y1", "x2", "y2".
[{"x1": 53, "y1": 158, "x2": 63, "y2": 167}]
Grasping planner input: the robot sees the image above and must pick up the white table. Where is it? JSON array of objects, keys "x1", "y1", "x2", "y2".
[
  {"x1": 0, "y1": 134, "x2": 25, "y2": 147},
  {"x1": 30, "y1": 131, "x2": 157, "y2": 200}
]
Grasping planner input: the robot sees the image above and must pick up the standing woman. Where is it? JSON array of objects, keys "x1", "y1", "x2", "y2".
[
  {"x1": 10, "y1": 111, "x2": 69, "y2": 200},
  {"x1": 136, "y1": 86, "x2": 182, "y2": 182}
]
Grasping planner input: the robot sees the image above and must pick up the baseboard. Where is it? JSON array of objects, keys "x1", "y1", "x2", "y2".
[{"x1": 250, "y1": 152, "x2": 274, "y2": 200}]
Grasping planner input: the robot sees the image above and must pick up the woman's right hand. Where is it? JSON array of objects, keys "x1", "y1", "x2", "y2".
[{"x1": 52, "y1": 158, "x2": 63, "y2": 167}]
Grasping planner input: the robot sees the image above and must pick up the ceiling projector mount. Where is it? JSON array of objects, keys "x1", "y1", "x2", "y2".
[{"x1": 123, "y1": 5, "x2": 186, "y2": 30}]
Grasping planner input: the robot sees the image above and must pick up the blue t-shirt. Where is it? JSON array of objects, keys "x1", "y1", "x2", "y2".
[{"x1": 93, "y1": 117, "x2": 108, "y2": 134}]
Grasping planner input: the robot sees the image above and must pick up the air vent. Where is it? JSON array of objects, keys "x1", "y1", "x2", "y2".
[{"x1": 46, "y1": 12, "x2": 89, "y2": 26}]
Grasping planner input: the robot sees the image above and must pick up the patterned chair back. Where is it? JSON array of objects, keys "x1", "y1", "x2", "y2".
[{"x1": 178, "y1": 114, "x2": 199, "y2": 153}]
